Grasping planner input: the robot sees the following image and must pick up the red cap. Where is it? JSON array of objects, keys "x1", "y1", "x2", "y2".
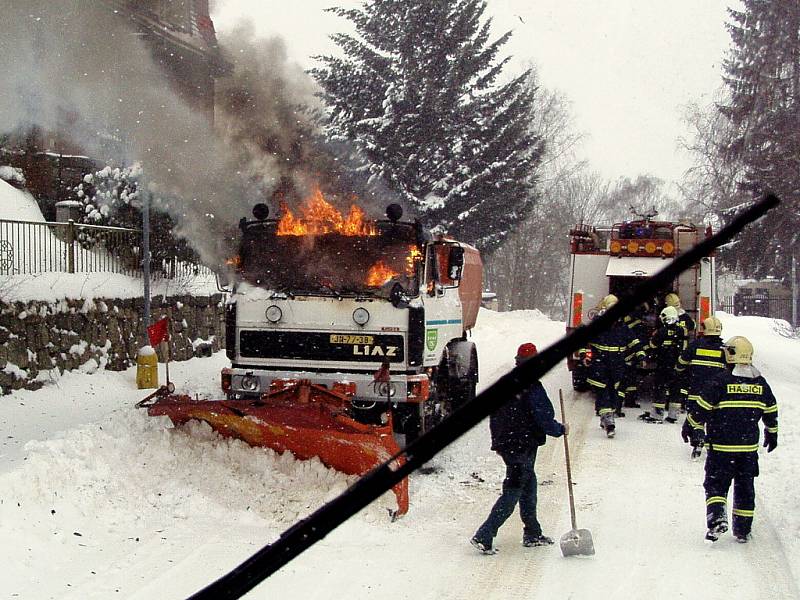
[{"x1": 516, "y1": 343, "x2": 538, "y2": 358}]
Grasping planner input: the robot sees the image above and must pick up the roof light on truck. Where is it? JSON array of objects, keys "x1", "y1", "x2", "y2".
[{"x1": 252, "y1": 203, "x2": 270, "y2": 220}]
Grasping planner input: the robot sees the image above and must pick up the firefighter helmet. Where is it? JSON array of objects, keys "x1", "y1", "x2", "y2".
[
  {"x1": 600, "y1": 294, "x2": 619, "y2": 311},
  {"x1": 723, "y1": 336, "x2": 754, "y2": 365},
  {"x1": 700, "y1": 315, "x2": 723, "y2": 336},
  {"x1": 660, "y1": 306, "x2": 679, "y2": 325},
  {"x1": 664, "y1": 293, "x2": 681, "y2": 309}
]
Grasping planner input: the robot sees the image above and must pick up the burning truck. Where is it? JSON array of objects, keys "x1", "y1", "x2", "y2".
[{"x1": 142, "y1": 190, "x2": 483, "y2": 515}]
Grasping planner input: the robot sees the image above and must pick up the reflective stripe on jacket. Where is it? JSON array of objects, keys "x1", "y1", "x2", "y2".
[{"x1": 688, "y1": 368, "x2": 779, "y2": 452}]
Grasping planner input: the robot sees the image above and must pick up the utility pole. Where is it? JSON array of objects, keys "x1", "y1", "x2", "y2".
[
  {"x1": 792, "y1": 255, "x2": 797, "y2": 328},
  {"x1": 143, "y1": 192, "x2": 151, "y2": 336}
]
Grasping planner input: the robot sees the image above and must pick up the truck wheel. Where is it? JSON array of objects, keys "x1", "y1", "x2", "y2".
[
  {"x1": 450, "y1": 374, "x2": 476, "y2": 409},
  {"x1": 449, "y1": 355, "x2": 477, "y2": 410},
  {"x1": 393, "y1": 403, "x2": 422, "y2": 446}
]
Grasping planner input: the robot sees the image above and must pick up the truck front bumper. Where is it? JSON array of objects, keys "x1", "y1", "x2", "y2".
[{"x1": 225, "y1": 367, "x2": 429, "y2": 404}]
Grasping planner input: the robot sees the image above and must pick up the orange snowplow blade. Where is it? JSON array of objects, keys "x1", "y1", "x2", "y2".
[{"x1": 139, "y1": 382, "x2": 409, "y2": 517}]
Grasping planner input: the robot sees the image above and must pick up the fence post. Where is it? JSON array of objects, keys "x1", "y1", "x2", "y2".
[
  {"x1": 792, "y1": 255, "x2": 797, "y2": 328},
  {"x1": 66, "y1": 220, "x2": 75, "y2": 274}
]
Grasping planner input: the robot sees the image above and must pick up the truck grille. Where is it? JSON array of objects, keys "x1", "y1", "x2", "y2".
[{"x1": 239, "y1": 331, "x2": 405, "y2": 362}]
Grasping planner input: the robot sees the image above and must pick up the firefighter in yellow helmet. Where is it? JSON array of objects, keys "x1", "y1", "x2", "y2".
[
  {"x1": 676, "y1": 315, "x2": 726, "y2": 457},
  {"x1": 684, "y1": 336, "x2": 779, "y2": 543},
  {"x1": 664, "y1": 292, "x2": 695, "y2": 343},
  {"x1": 582, "y1": 294, "x2": 631, "y2": 437}
]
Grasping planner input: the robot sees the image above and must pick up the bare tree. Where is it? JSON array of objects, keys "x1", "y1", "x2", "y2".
[{"x1": 677, "y1": 98, "x2": 747, "y2": 226}]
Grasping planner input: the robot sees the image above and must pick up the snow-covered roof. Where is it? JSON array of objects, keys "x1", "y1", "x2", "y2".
[{"x1": 0, "y1": 180, "x2": 46, "y2": 222}]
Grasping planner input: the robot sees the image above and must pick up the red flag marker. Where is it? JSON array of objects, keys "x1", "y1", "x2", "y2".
[{"x1": 147, "y1": 317, "x2": 169, "y2": 347}]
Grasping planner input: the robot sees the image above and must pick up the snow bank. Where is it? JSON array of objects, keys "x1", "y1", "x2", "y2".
[
  {"x1": 0, "y1": 309, "x2": 798, "y2": 599},
  {"x1": 0, "y1": 178, "x2": 45, "y2": 221}
]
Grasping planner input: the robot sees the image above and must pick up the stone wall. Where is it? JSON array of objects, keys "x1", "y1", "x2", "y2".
[{"x1": 0, "y1": 294, "x2": 225, "y2": 393}]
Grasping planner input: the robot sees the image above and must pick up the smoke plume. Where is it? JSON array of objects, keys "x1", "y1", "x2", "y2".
[{"x1": 0, "y1": 0, "x2": 385, "y2": 267}]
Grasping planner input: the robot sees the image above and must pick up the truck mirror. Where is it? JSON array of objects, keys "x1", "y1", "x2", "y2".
[
  {"x1": 448, "y1": 246, "x2": 464, "y2": 281},
  {"x1": 216, "y1": 271, "x2": 232, "y2": 293}
]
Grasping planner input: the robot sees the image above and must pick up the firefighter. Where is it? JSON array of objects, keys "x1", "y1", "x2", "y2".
[
  {"x1": 584, "y1": 294, "x2": 629, "y2": 437},
  {"x1": 641, "y1": 306, "x2": 683, "y2": 423},
  {"x1": 664, "y1": 292, "x2": 695, "y2": 345},
  {"x1": 619, "y1": 302, "x2": 651, "y2": 409},
  {"x1": 677, "y1": 315, "x2": 726, "y2": 418},
  {"x1": 683, "y1": 336, "x2": 778, "y2": 543}
]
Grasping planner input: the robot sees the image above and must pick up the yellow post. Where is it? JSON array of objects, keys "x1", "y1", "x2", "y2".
[{"x1": 136, "y1": 346, "x2": 159, "y2": 389}]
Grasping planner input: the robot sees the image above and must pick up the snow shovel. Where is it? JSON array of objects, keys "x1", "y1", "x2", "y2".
[{"x1": 558, "y1": 389, "x2": 595, "y2": 557}]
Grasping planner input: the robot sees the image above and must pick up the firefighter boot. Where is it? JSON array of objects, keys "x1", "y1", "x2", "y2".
[
  {"x1": 665, "y1": 403, "x2": 680, "y2": 423},
  {"x1": 705, "y1": 518, "x2": 729, "y2": 543},
  {"x1": 639, "y1": 406, "x2": 664, "y2": 423},
  {"x1": 600, "y1": 412, "x2": 616, "y2": 438}
]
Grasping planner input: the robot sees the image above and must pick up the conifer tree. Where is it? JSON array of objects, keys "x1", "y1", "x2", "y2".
[
  {"x1": 719, "y1": 1, "x2": 800, "y2": 280},
  {"x1": 312, "y1": 0, "x2": 541, "y2": 251}
]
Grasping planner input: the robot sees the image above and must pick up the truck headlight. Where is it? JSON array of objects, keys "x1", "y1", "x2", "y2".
[
  {"x1": 241, "y1": 374, "x2": 260, "y2": 392},
  {"x1": 374, "y1": 381, "x2": 396, "y2": 398},
  {"x1": 353, "y1": 307, "x2": 370, "y2": 326},
  {"x1": 265, "y1": 305, "x2": 283, "y2": 323}
]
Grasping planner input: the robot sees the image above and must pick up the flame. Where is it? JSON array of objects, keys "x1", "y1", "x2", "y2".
[
  {"x1": 226, "y1": 255, "x2": 241, "y2": 269},
  {"x1": 366, "y1": 260, "x2": 398, "y2": 287},
  {"x1": 364, "y1": 246, "x2": 421, "y2": 287},
  {"x1": 406, "y1": 246, "x2": 422, "y2": 276},
  {"x1": 277, "y1": 188, "x2": 377, "y2": 236}
]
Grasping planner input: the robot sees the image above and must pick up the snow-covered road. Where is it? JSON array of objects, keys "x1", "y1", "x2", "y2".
[{"x1": 1, "y1": 309, "x2": 797, "y2": 599}]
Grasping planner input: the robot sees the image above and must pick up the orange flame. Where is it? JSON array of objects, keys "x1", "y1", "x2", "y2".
[
  {"x1": 366, "y1": 260, "x2": 398, "y2": 287},
  {"x1": 406, "y1": 246, "x2": 422, "y2": 276},
  {"x1": 277, "y1": 188, "x2": 377, "y2": 236}
]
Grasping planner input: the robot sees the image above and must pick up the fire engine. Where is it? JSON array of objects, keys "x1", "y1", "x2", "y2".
[{"x1": 566, "y1": 212, "x2": 716, "y2": 390}]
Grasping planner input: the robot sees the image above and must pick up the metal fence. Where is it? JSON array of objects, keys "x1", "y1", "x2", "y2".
[
  {"x1": 0, "y1": 218, "x2": 213, "y2": 279},
  {"x1": 719, "y1": 294, "x2": 796, "y2": 324}
]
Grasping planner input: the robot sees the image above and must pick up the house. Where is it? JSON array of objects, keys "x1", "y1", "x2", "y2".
[{"x1": 1, "y1": 0, "x2": 232, "y2": 219}]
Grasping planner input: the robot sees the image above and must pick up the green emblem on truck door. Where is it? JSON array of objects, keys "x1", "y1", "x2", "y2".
[{"x1": 426, "y1": 328, "x2": 438, "y2": 351}]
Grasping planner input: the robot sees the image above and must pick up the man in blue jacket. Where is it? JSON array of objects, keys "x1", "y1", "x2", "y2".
[{"x1": 471, "y1": 343, "x2": 568, "y2": 554}]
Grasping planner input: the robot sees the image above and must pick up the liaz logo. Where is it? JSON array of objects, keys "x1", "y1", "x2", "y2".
[
  {"x1": 353, "y1": 345, "x2": 398, "y2": 357},
  {"x1": 426, "y1": 328, "x2": 438, "y2": 351}
]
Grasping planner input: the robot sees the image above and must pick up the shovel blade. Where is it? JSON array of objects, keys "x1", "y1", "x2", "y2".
[{"x1": 560, "y1": 528, "x2": 595, "y2": 557}]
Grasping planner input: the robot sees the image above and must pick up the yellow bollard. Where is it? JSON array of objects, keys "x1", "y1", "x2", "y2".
[{"x1": 136, "y1": 346, "x2": 159, "y2": 389}]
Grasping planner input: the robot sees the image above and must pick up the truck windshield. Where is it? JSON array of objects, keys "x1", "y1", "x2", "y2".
[{"x1": 238, "y1": 222, "x2": 421, "y2": 297}]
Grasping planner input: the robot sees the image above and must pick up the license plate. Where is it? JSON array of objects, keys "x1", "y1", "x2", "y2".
[{"x1": 329, "y1": 334, "x2": 375, "y2": 345}]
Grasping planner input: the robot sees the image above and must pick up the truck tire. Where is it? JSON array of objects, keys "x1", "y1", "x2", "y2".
[
  {"x1": 393, "y1": 403, "x2": 422, "y2": 446},
  {"x1": 449, "y1": 354, "x2": 477, "y2": 410}
]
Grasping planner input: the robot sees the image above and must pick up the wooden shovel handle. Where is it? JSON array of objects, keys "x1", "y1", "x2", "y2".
[{"x1": 559, "y1": 389, "x2": 578, "y2": 531}]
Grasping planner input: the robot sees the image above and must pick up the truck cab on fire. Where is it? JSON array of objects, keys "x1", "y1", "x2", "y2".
[{"x1": 220, "y1": 199, "x2": 483, "y2": 443}]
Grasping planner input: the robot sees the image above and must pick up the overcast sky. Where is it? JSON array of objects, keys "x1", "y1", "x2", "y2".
[{"x1": 213, "y1": 0, "x2": 734, "y2": 185}]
